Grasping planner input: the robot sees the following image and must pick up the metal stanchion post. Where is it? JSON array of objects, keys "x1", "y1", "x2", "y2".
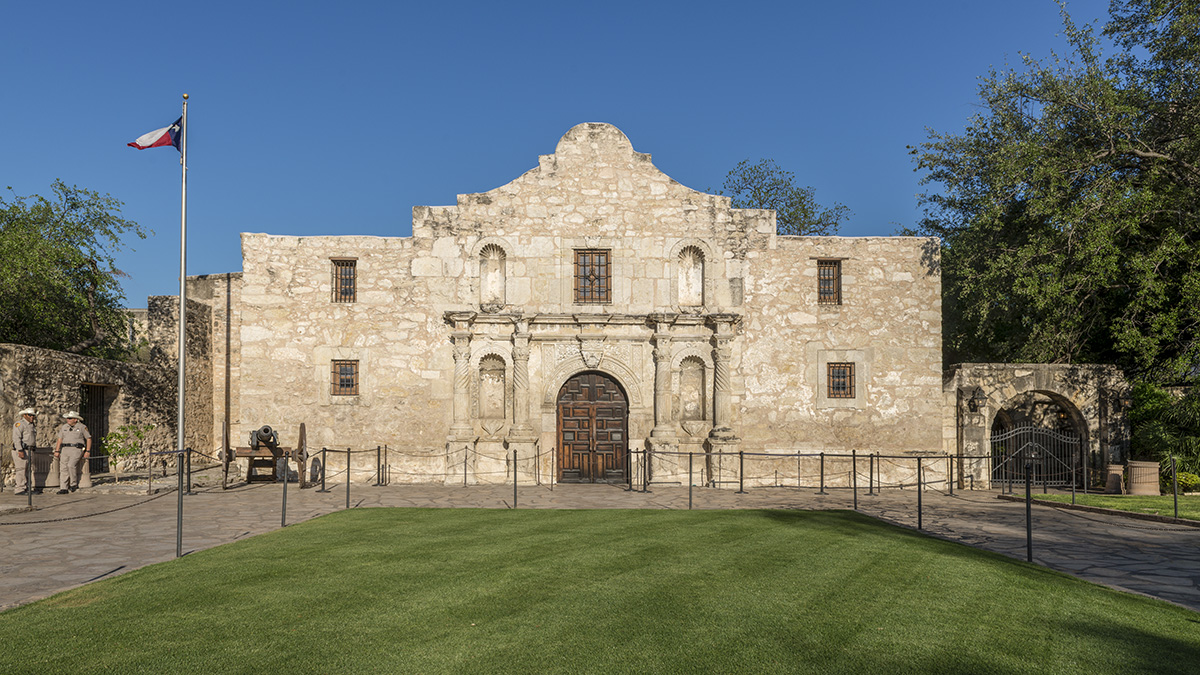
[
  {"x1": 948, "y1": 454, "x2": 954, "y2": 496},
  {"x1": 185, "y1": 447, "x2": 193, "y2": 495},
  {"x1": 688, "y1": 452, "x2": 693, "y2": 510},
  {"x1": 736, "y1": 451, "x2": 746, "y2": 494},
  {"x1": 1071, "y1": 452, "x2": 1077, "y2": 505},
  {"x1": 376, "y1": 445, "x2": 382, "y2": 486},
  {"x1": 1025, "y1": 456, "x2": 1034, "y2": 562},
  {"x1": 345, "y1": 448, "x2": 351, "y2": 510},
  {"x1": 319, "y1": 448, "x2": 328, "y2": 493},
  {"x1": 1173, "y1": 456, "x2": 1179, "y2": 520},
  {"x1": 281, "y1": 458, "x2": 288, "y2": 527},
  {"x1": 917, "y1": 457, "x2": 923, "y2": 530},
  {"x1": 513, "y1": 450, "x2": 518, "y2": 509},
  {"x1": 818, "y1": 452, "x2": 826, "y2": 495},
  {"x1": 852, "y1": 450, "x2": 858, "y2": 510},
  {"x1": 868, "y1": 453, "x2": 875, "y2": 496}
]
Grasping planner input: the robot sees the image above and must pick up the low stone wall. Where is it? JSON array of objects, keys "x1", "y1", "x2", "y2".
[{"x1": 0, "y1": 343, "x2": 176, "y2": 484}]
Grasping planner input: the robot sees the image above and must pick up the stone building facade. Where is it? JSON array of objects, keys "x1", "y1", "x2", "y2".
[{"x1": 190, "y1": 123, "x2": 944, "y2": 487}]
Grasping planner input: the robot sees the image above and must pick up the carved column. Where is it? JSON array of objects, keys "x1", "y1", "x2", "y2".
[
  {"x1": 508, "y1": 318, "x2": 537, "y2": 435},
  {"x1": 707, "y1": 314, "x2": 740, "y2": 489},
  {"x1": 651, "y1": 319, "x2": 675, "y2": 438},
  {"x1": 450, "y1": 329, "x2": 474, "y2": 438},
  {"x1": 708, "y1": 316, "x2": 739, "y2": 441},
  {"x1": 445, "y1": 312, "x2": 476, "y2": 485}
]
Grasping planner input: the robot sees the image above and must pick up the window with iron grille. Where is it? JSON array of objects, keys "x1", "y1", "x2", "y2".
[
  {"x1": 574, "y1": 249, "x2": 611, "y2": 304},
  {"x1": 827, "y1": 362, "x2": 855, "y2": 399},
  {"x1": 331, "y1": 360, "x2": 359, "y2": 396},
  {"x1": 332, "y1": 259, "x2": 357, "y2": 303},
  {"x1": 818, "y1": 259, "x2": 841, "y2": 305}
]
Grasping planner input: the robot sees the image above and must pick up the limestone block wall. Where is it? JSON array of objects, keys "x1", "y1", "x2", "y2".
[
  {"x1": 147, "y1": 292, "x2": 214, "y2": 454},
  {"x1": 943, "y1": 363, "x2": 1130, "y2": 486},
  {"x1": 235, "y1": 233, "x2": 452, "y2": 479},
  {"x1": 0, "y1": 343, "x2": 175, "y2": 484},
  {"x1": 228, "y1": 123, "x2": 945, "y2": 486}
]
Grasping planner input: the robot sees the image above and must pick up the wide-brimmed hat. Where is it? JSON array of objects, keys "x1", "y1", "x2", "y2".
[
  {"x1": 62, "y1": 411, "x2": 83, "y2": 420},
  {"x1": 18, "y1": 408, "x2": 36, "y2": 416}
]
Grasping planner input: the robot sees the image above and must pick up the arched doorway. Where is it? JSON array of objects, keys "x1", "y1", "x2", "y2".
[
  {"x1": 989, "y1": 391, "x2": 1086, "y2": 487},
  {"x1": 556, "y1": 371, "x2": 629, "y2": 483}
]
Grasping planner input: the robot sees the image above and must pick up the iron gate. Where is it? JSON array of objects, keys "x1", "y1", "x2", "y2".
[{"x1": 990, "y1": 425, "x2": 1081, "y2": 488}]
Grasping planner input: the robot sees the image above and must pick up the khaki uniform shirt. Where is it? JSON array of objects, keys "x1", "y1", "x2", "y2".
[
  {"x1": 56, "y1": 422, "x2": 91, "y2": 449},
  {"x1": 12, "y1": 418, "x2": 36, "y2": 451}
]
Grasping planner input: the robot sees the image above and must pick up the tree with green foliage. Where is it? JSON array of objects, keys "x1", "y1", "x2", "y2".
[
  {"x1": 909, "y1": 0, "x2": 1200, "y2": 383},
  {"x1": 719, "y1": 159, "x2": 851, "y2": 236},
  {"x1": 0, "y1": 180, "x2": 149, "y2": 360}
]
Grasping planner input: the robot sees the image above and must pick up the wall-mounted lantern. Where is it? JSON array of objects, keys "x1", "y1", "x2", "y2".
[{"x1": 967, "y1": 387, "x2": 987, "y2": 413}]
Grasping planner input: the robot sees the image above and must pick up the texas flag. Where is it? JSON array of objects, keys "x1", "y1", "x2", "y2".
[{"x1": 128, "y1": 117, "x2": 183, "y2": 150}]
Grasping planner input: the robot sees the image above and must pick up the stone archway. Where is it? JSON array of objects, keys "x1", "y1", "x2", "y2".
[
  {"x1": 945, "y1": 363, "x2": 1130, "y2": 487},
  {"x1": 989, "y1": 390, "x2": 1087, "y2": 487}
]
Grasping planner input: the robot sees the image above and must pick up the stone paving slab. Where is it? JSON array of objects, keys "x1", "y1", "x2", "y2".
[{"x1": 1, "y1": 482, "x2": 1198, "y2": 613}]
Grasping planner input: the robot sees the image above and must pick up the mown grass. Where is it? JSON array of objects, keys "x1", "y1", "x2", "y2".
[
  {"x1": 1035, "y1": 493, "x2": 1200, "y2": 521},
  {"x1": 1, "y1": 509, "x2": 1197, "y2": 674}
]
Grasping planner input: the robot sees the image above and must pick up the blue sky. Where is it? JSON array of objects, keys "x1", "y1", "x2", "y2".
[{"x1": 2, "y1": 0, "x2": 1112, "y2": 305}]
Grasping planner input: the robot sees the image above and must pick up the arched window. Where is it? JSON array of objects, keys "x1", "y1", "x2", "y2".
[
  {"x1": 679, "y1": 356, "x2": 707, "y2": 421},
  {"x1": 479, "y1": 355, "x2": 506, "y2": 419},
  {"x1": 678, "y1": 246, "x2": 704, "y2": 307},
  {"x1": 480, "y1": 244, "x2": 506, "y2": 310}
]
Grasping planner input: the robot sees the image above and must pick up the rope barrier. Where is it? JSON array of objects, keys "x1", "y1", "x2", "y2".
[{"x1": 0, "y1": 488, "x2": 178, "y2": 526}]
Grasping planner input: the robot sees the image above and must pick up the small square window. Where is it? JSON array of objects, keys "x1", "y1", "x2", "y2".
[
  {"x1": 818, "y1": 260, "x2": 841, "y2": 305},
  {"x1": 331, "y1": 360, "x2": 359, "y2": 396},
  {"x1": 574, "y1": 249, "x2": 611, "y2": 304},
  {"x1": 827, "y1": 362, "x2": 855, "y2": 399},
  {"x1": 332, "y1": 259, "x2": 356, "y2": 303}
]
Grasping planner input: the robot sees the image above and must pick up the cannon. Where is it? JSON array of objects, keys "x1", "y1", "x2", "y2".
[
  {"x1": 229, "y1": 424, "x2": 307, "y2": 486},
  {"x1": 236, "y1": 425, "x2": 288, "y2": 482}
]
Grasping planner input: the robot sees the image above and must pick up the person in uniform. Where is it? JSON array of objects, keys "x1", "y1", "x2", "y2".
[
  {"x1": 53, "y1": 411, "x2": 91, "y2": 495},
  {"x1": 11, "y1": 408, "x2": 38, "y2": 496}
]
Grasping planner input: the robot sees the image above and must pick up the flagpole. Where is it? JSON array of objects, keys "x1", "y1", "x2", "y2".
[{"x1": 176, "y1": 93, "x2": 188, "y2": 559}]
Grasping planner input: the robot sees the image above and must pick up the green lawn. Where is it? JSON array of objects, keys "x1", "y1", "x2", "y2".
[
  {"x1": 1, "y1": 509, "x2": 1197, "y2": 674},
  {"x1": 1035, "y1": 493, "x2": 1200, "y2": 521}
]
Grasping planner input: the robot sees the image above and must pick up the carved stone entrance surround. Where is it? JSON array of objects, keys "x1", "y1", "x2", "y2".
[{"x1": 444, "y1": 310, "x2": 740, "y2": 486}]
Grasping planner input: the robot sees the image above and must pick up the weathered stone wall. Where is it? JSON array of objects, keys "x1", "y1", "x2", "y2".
[
  {"x1": 228, "y1": 123, "x2": 943, "y2": 485},
  {"x1": 943, "y1": 363, "x2": 1130, "y2": 485},
  {"x1": 147, "y1": 291, "x2": 214, "y2": 454},
  {"x1": 0, "y1": 343, "x2": 175, "y2": 484}
]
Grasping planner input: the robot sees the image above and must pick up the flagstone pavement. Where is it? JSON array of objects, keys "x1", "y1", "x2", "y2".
[{"x1": 1, "y1": 480, "x2": 1198, "y2": 613}]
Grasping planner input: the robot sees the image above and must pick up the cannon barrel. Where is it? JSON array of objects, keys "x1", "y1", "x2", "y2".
[{"x1": 254, "y1": 425, "x2": 274, "y2": 444}]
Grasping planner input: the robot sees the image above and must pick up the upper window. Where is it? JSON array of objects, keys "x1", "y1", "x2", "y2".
[
  {"x1": 817, "y1": 259, "x2": 841, "y2": 305},
  {"x1": 827, "y1": 362, "x2": 855, "y2": 399},
  {"x1": 574, "y1": 249, "x2": 611, "y2": 304},
  {"x1": 331, "y1": 360, "x2": 359, "y2": 396},
  {"x1": 332, "y1": 259, "x2": 357, "y2": 303}
]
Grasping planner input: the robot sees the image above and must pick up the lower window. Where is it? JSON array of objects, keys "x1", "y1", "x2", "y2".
[
  {"x1": 827, "y1": 362, "x2": 855, "y2": 399},
  {"x1": 331, "y1": 360, "x2": 359, "y2": 396}
]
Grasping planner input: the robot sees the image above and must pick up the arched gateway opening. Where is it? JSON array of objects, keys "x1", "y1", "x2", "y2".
[{"x1": 556, "y1": 371, "x2": 629, "y2": 483}]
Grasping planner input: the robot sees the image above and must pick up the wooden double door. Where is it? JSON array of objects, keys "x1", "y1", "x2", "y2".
[{"x1": 557, "y1": 372, "x2": 629, "y2": 483}]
